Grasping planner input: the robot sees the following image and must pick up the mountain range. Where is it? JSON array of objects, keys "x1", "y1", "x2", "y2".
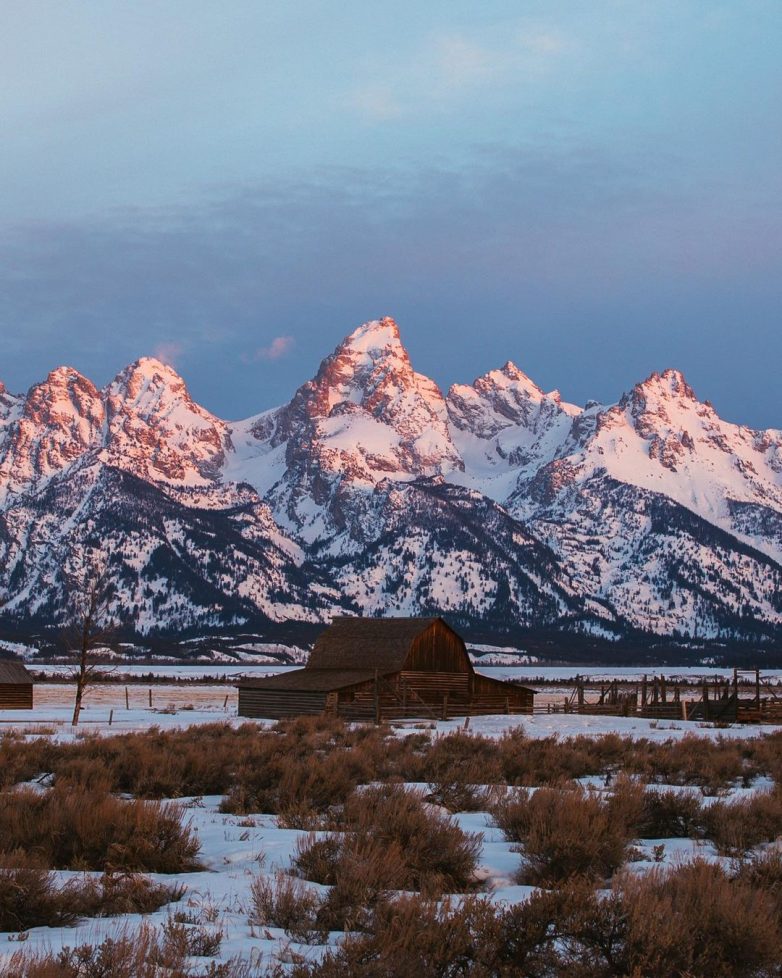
[{"x1": 1, "y1": 317, "x2": 781, "y2": 648}]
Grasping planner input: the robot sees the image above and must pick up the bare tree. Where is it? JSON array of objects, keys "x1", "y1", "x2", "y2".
[{"x1": 62, "y1": 556, "x2": 117, "y2": 726}]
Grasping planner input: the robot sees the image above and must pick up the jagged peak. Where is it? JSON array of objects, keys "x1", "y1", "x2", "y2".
[
  {"x1": 634, "y1": 368, "x2": 696, "y2": 401},
  {"x1": 472, "y1": 360, "x2": 545, "y2": 400},
  {"x1": 343, "y1": 316, "x2": 402, "y2": 351},
  {"x1": 111, "y1": 356, "x2": 187, "y2": 388},
  {"x1": 41, "y1": 365, "x2": 92, "y2": 387}
]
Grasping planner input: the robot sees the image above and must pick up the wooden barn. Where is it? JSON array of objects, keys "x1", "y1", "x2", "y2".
[
  {"x1": 238, "y1": 617, "x2": 534, "y2": 721},
  {"x1": 0, "y1": 660, "x2": 34, "y2": 710}
]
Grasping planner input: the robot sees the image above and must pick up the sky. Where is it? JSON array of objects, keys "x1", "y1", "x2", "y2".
[{"x1": 1, "y1": 1, "x2": 781, "y2": 427}]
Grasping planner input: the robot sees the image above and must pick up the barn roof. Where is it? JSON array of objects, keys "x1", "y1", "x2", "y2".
[
  {"x1": 306, "y1": 616, "x2": 449, "y2": 672},
  {"x1": 238, "y1": 668, "x2": 375, "y2": 692},
  {"x1": 0, "y1": 660, "x2": 33, "y2": 684}
]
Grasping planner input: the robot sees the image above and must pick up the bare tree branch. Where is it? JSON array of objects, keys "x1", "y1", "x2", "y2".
[{"x1": 61, "y1": 552, "x2": 118, "y2": 726}]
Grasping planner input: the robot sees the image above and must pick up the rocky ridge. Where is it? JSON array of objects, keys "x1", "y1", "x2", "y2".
[{"x1": 1, "y1": 317, "x2": 780, "y2": 643}]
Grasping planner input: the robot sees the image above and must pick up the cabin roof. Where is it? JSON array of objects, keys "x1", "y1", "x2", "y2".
[
  {"x1": 238, "y1": 668, "x2": 377, "y2": 692},
  {"x1": 0, "y1": 660, "x2": 34, "y2": 684},
  {"x1": 306, "y1": 616, "x2": 449, "y2": 672}
]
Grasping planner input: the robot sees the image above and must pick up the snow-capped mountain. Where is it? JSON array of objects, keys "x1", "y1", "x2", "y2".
[{"x1": 1, "y1": 317, "x2": 780, "y2": 643}]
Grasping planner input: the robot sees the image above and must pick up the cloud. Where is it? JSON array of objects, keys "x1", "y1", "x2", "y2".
[
  {"x1": 244, "y1": 336, "x2": 294, "y2": 363},
  {"x1": 153, "y1": 341, "x2": 183, "y2": 366},
  {"x1": 348, "y1": 85, "x2": 403, "y2": 121},
  {"x1": 345, "y1": 23, "x2": 571, "y2": 119},
  {"x1": 0, "y1": 143, "x2": 779, "y2": 427}
]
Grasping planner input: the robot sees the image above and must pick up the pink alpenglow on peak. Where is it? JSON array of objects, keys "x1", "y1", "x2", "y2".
[
  {"x1": 2, "y1": 315, "x2": 782, "y2": 643},
  {"x1": 103, "y1": 358, "x2": 229, "y2": 486}
]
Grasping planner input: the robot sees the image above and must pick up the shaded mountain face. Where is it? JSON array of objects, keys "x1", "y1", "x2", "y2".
[{"x1": 1, "y1": 318, "x2": 781, "y2": 643}]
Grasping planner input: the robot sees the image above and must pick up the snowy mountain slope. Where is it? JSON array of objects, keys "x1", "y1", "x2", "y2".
[
  {"x1": 102, "y1": 358, "x2": 230, "y2": 487},
  {"x1": 1, "y1": 316, "x2": 781, "y2": 643},
  {"x1": 448, "y1": 364, "x2": 782, "y2": 564},
  {"x1": 0, "y1": 461, "x2": 333, "y2": 633},
  {"x1": 231, "y1": 317, "x2": 463, "y2": 547},
  {"x1": 311, "y1": 478, "x2": 586, "y2": 630}
]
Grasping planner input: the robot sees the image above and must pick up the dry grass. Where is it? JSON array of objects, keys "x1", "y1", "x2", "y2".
[
  {"x1": 2, "y1": 719, "x2": 779, "y2": 806},
  {"x1": 249, "y1": 871, "x2": 321, "y2": 941},
  {"x1": 7, "y1": 922, "x2": 260, "y2": 978}
]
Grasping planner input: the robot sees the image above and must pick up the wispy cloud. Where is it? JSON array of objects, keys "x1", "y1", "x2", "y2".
[
  {"x1": 243, "y1": 335, "x2": 294, "y2": 363},
  {"x1": 153, "y1": 340, "x2": 183, "y2": 366},
  {"x1": 347, "y1": 85, "x2": 403, "y2": 121},
  {"x1": 346, "y1": 22, "x2": 572, "y2": 120}
]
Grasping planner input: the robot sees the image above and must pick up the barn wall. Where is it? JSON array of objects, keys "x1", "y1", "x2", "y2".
[
  {"x1": 404, "y1": 620, "x2": 470, "y2": 674},
  {"x1": 333, "y1": 672, "x2": 533, "y2": 720},
  {"x1": 238, "y1": 688, "x2": 327, "y2": 719},
  {"x1": 0, "y1": 684, "x2": 33, "y2": 710}
]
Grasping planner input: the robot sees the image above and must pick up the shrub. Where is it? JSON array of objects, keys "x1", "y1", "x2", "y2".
[
  {"x1": 293, "y1": 785, "x2": 481, "y2": 931},
  {"x1": 734, "y1": 849, "x2": 782, "y2": 915},
  {"x1": 704, "y1": 788, "x2": 782, "y2": 855},
  {"x1": 635, "y1": 787, "x2": 705, "y2": 838},
  {"x1": 493, "y1": 786, "x2": 633, "y2": 884},
  {"x1": 0, "y1": 784, "x2": 201, "y2": 872},
  {"x1": 287, "y1": 894, "x2": 501, "y2": 978},
  {"x1": 249, "y1": 871, "x2": 321, "y2": 941},
  {"x1": 0, "y1": 857, "x2": 183, "y2": 933},
  {"x1": 615, "y1": 860, "x2": 782, "y2": 978},
  {"x1": 422, "y1": 732, "x2": 503, "y2": 812},
  {"x1": 7, "y1": 922, "x2": 258, "y2": 977}
]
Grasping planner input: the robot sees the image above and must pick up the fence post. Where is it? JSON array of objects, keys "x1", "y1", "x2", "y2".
[
  {"x1": 148, "y1": 688, "x2": 152, "y2": 708},
  {"x1": 109, "y1": 709, "x2": 113, "y2": 726},
  {"x1": 125, "y1": 687, "x2": 129, "y2": 710}
]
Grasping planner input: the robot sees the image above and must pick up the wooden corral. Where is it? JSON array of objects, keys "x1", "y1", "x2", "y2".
[
  {"x1": 238, "y1": 617, "x2": 534, "y2": 721},
  {"x1": 542, "y1": 668, "x2": 782, "y2": 724},
  {"x1": 0, "y1": 660, "x2": 34, "y2": 710}
]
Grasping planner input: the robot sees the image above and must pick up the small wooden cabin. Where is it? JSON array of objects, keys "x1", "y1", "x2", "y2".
[
  {"x1": 0, "y1": 660, "x2": 34, "y2": 710},
  {"x1": 238, "y1": 617, "x2": 533, "y2": 721}
]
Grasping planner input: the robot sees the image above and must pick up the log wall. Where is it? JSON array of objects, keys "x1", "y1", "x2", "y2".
[
  {"x1": 238, "y1": 688, "x2": 327, "y2": 719},
  {"x1": 0, "y1": 684, "x2": 33, "y2": 710}
]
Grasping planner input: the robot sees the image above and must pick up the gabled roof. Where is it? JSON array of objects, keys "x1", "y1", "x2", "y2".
[
  {"x1": 306, "y1": 616, "x2": 447, "y2": 673},
  {"x1": 238, "y1": 668, "x2": 375, "y2": 692},
  {"x1": 0, "y1": 660, "x2": 33, "y2": 684}
]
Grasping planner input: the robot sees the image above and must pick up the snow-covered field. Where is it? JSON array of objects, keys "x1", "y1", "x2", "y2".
[
  {"x1": 28, "y1": 662, "x2": 782, "y2": 683},
  {"x1": 2, "y1": 692, "x2": 781, "y2": 973},
  {"x1": 2, "y1": 680, "x2": 781, "y2": 742}
]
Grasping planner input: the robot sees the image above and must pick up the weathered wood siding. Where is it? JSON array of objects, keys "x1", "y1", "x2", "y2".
[
  {"x1": 238, "y1": 688, "x2": 327, "y2": 719},
  {"x1": 0, "y1": 683, "x2": 33, "y2": 710},
  {"x1": 403, "y1": 619, "x2": 470, "y2": 673},
  {"x1": 469, "y1": 673, "x2": 533, "y2": 715},
  {"x1": 333, "y1": 672, "x2": 533, "y2": 720}
]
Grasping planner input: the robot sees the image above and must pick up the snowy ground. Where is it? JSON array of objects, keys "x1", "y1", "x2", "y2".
[
  {"x1": 0, "y1": 778, "x2": 767, "y2": 973},
  {"x1": 1, "y1": 699, "x2": 780, "y2": 973},
  {"x1": 3, "y1": 684, "x2": 782, "y2": 741}
]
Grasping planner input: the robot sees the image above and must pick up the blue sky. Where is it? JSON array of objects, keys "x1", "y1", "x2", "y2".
[{"x1": 2, "y1": 1, "x2": 780, "y2": 425}]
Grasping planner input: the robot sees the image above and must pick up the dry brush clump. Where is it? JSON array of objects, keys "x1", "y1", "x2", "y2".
[
  {"x1": 493, "y1": 785, "x2": 636, "y2": 885},
  {"x1": 0, "y1": 783, "x2": 201, "y2": 872},
  {"x1": 422, "y1": 731, "x2": 504, "y2": 812},
  {"x1": 6, "y1": 921, "x2": 261, "y2": 978},
  {"x1": 703, "y1": 787, "x2": 782, "y2": 855},
  {"x1": 292, "y1": 783, "x2": 482, "y2": 931},
  {"x1": 0, "y1": 854, "x2": 183, "y2": 933},
  {"x1": 249, "y1": 871, "x2": 322, "y2": 942},
  {"x1": 287, "y1": 860, "x2": 782, "y2": 978}
]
